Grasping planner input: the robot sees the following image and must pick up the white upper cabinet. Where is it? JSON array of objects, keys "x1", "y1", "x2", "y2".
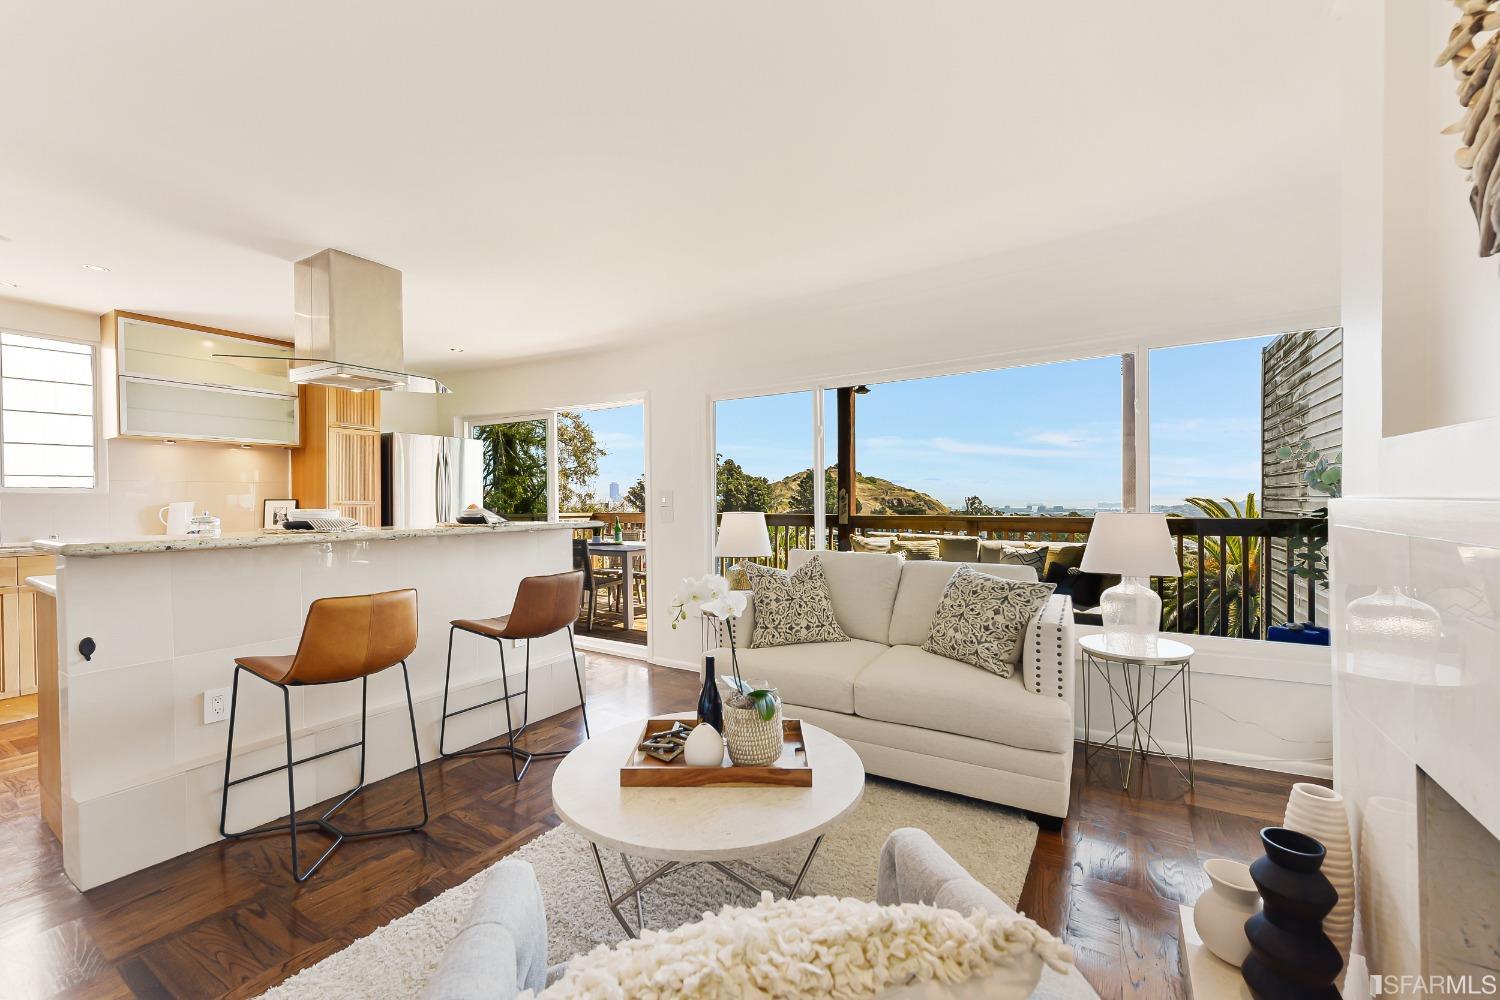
[{"x1": 105, "y1": 313, "x2": 300, "y2": 446}]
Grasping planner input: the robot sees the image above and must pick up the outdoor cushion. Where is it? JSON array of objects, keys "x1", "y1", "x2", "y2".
[
  {"x1": 788, "y1": 548, "x2": 902, "y2": 644},
  {"x1": 891, "y1": 538, "x2": 941, "y2": 560},
  {"x1": 745, "y1": 558, "x2": 850, "y2": 648},
  {"x1": 922, "y1": 567, "x2": 1055, "y2": 675},
  {"x1": 850, "y1": 534, "x2": 894, "y2": 552},
  {"x1": 897, "y1": 533, "x2": 979, "y2": 563},
  {"x1": 854, "y1": 645, "x2": 1073, "y2": 754},
  {"x1": 886, "y1": 561, "x2": 1037, "y2": 647},
  {"x1": 979, "y1": 541, "x2": 1047, "y2": 574},
  {"x1": 709, "y1": 638, "x2": 888, "y2": 715}
]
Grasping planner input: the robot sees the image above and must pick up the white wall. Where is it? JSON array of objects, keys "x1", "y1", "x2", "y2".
[
  {"x1": 0, "y1": 298, "x2": 292, "y2": 541},
  {"x1": 1342, "y1": 0, "x2": 1500, "y2": 500},
  {"x1": 437, "y1": 184, "x2": 1341, "y2": 774}
]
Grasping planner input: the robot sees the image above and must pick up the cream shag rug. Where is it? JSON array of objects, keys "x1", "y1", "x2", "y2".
[{"x1": 257, "y1": 778, "x2": 1038, "y2": 999}]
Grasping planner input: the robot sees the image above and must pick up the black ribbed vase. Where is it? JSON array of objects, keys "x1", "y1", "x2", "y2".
[{"x1": 1242, "y1": 827, "x2": 1342, "y2": 1000}]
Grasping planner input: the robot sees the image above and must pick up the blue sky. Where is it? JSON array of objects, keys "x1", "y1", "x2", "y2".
[
  {"x1": 714, "y1": 335, "x2": 1272, "y2": 510},
  {"x1": 571, "y1": 403, "x2": 645, "y2": 503}
]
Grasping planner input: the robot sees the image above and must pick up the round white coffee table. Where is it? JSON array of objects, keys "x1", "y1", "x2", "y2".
[{"x1": 552, "y1": 713, "x2": 865, "y2": 937}]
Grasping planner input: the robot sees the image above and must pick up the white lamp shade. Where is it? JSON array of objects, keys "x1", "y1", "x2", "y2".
[
  {"x1": 1080, "y1": 512, "x2": 1181, "y2": 577},
  {"x1": 715, "y1": 511, "x2": 773, "y2": 558}
]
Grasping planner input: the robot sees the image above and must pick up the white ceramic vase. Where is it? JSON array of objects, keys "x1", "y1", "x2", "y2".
[
  {"x1": 1283, "y1": 782, "x2": 1354, "y2": 978},
  {"x1": 683, "y1": 722, "x2": 725, "y2": 767},
  {"x1": 1193, "y1": 859, "x2": 1260, "y2": 967}
]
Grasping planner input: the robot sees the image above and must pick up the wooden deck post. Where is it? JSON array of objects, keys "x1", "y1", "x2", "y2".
[{"x1": 836, "y1": 386, "x2": 856, "y2": 550}]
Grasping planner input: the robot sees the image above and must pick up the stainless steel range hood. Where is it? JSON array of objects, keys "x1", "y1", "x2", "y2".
[{"x1": 290, "y1": 249, "x2": 450, "y2": 393}]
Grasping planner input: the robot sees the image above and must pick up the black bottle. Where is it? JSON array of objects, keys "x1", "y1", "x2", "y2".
[{"x1": 697, "y1": 654, "x2": 724, "y2": 731}]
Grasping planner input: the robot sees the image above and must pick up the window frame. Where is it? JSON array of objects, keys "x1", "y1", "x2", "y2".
[{"x1": 0, "y1": 327, "x2": 104, "y2": 494}]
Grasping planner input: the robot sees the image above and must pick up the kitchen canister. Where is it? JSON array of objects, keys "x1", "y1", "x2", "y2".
[{"x1": 1283, "y1": 782, "x2": 1354, "y2": 982}]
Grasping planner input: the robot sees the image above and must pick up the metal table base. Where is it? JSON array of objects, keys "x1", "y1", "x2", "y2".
[
  {"x1": 586, "y1": 836, "x2": 826, "y2": 938},
  {"x1": 1082, "y1": 646, "x2": 1195, "y2": 789}
]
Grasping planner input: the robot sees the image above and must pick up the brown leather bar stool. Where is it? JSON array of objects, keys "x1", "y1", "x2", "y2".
[
  {"x1": 218, "y1": 589, "x2": 429, "y2": 883},
  {"x1": 439, "y1": 570, "x2": 589, "y2": 782}
]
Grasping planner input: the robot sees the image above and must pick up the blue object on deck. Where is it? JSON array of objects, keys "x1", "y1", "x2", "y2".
[{"x1": 1267, "y1": 623, "x2": 1330, "y2": 645}]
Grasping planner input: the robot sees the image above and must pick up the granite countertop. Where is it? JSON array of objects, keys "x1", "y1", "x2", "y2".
[{"x1": 32, "y1": 520, "x2": 602, "y2": 557}]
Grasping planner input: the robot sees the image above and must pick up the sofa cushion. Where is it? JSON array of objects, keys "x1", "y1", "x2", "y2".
[
  {"x1": 922, "y1": 567, "x2": 1055, "y2": 676},
  {"x1": 854, "y1": 644, "x2": 1074, "y2": 754},
  {"x1": 896, "y1": 533, "x2": 979, "y2": 563},
  {"x1": 745, "y1": 558, "x2": 850, "y2": 648},
  {"x1": 709, "y1": 638, "x2": 888, "y2": 714},
  {"x1": 787, "y1": 549, "x2": 903, "y2": 644},
  {"x1": 887, "y1": 560, "x2": 1037, "y2": 648},
  {"x1": 850, "y1": 534, "x2": 894, "y2": 552}
]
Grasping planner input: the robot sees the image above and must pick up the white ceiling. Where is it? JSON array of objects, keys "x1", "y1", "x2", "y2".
[{"x1": 0, "y1": 1, "x2": 1339, "y2": 369}]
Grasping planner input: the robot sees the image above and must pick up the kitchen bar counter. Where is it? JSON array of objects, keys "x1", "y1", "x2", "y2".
[
  {"x1": 34, "y1": 520, "x2": 593, "y2": 558},
  {"x1": 40, "y1": 520, "x2": 599, "y2": 889}
]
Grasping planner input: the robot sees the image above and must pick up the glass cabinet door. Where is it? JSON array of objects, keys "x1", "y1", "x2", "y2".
[
  {"x1": 120, "y1": 378, "x2": 299, "y2": 446},
  {"x1": 117, "y1": 317, "x2": 293, "y2": 395}
]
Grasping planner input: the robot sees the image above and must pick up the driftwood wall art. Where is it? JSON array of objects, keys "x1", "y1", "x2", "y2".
[{"x1": 1439, "y1": 0, "x2": 1500, "y2": 256}]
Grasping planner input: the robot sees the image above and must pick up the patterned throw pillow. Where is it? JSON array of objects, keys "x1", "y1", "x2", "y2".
[
  {"x1": 890, "y1": 538, "x2": 941, "y2": 561},
  {"x1": 745, "y1": 558, "x2": 851, "y2": 648},
  {"x1": 923, "y1": 566, "x2": 1055, "y2": 676}
]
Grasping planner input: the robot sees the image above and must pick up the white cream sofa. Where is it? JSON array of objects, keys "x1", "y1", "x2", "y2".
[{"x1": 711, "y1": 549, "x2": 1076, "y2": 820}]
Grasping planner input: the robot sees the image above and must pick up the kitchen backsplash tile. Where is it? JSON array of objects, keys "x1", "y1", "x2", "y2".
[{"x1": 0, "y1": 438, "x2": 291, "y2": 543}]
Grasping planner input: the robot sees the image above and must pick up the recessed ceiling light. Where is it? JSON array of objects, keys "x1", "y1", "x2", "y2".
[
  {"x1": 0, "y1": 281, "x2": 15, "y2": 290},
  {"x1": 449, "y1": 347, "x2": 464, "y2": 353},
  {"x1": 81, "y1": 264, "x2": 110, "y2": 272}
]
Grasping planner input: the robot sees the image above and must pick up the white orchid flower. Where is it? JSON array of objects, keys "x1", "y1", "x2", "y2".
[{"x1": 670, "y1": 574, "x2": 743, "y2": 628}]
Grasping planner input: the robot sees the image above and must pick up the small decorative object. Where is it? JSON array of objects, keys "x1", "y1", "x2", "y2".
[
  {"x1": 682, "y1": 722, "x2": 724, "y2": 767},
  {"x1": 263, "y1": 498, "x2": 297, "y2": 530},
  {"x1": 1283, "y1": 783, "x2": 1354, "y2": 982},
  {"x1": 186, "y1": 511, "x2": 222, "y2": 538},
  {"x1": 1436, "y1": 4, "x2": 1500, "y2": 259},
  {"x1": 697, "y1": 654, "x2": 724, "y2": 731},
  {"x1": 1080, "y1": 512, "x2": 1181, "y2": 641},
  {"x1": 637, "y1": 720, "x2": 693, "y2": 762},
  {"x1": 724, "y1": 681, "x2": 784, "y2": 767},
  {"x1": 1242, "y1": 827, "x2": 1342, "y2": 1000},
  {"x1": 1192, "y1": 859, "x2": 1260, "y2": 967}
]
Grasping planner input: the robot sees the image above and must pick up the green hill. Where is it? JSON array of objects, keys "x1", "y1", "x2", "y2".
[{"x1": 768, "y1": 467, "x2": 949, "y2": 515}]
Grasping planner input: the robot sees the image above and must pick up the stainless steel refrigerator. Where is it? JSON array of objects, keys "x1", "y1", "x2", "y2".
[{"x1": 381, "y1": 433, "x2": 484, "y2": 528}]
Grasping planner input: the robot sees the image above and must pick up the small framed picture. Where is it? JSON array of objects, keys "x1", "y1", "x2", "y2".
[{"x1": 263, "y1": 498, "x2": 298, "y2": 530}]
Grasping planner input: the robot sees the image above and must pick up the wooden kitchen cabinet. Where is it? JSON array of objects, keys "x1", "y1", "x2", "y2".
[
  {"x1": 291, "y1": 385, "x2": 382, "y2": 526},
  {"x1": 0, "y1": 554, "x2": 57, "y2": 701}
]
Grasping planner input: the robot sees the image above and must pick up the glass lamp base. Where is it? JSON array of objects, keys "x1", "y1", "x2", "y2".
[{"x1": 1100, "y1": 576, "x2": 1162, "y2": 641}]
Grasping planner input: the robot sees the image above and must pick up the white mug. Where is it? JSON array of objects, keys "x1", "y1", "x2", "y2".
[{"x1": 158, "y1": 501, "x2": 194, "y2": 536}]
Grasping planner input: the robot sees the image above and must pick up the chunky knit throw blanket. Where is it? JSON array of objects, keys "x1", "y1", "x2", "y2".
[{"x1": 521, "y1": 892, "x2": 1072, "y2": 1000}]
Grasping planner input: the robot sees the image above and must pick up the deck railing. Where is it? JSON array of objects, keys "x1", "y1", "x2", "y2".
[{"x1": 718, "y1": 512, "x2": 1322, "y2": 642}]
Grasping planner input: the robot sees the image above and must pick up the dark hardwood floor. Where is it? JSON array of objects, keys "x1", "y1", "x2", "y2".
[{"x1": 0, "y1": 655, "x2": 1314, "y2": 999}]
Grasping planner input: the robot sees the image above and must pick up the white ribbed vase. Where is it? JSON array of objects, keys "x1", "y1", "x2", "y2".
[{"x1": 1284, "y1": 782, "x2": 1354, "y2": 979}]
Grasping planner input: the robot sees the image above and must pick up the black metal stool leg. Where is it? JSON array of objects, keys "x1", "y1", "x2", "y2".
[
  {"x1": 438, "y1": 625, "x2": 457, "y2": 757},
  {"x1": 567, "y1": 626, "x2": 590, "y2": 739},
  {"x1": 497, "y1": 639, "x2": 522, "y2": 782},
  {"x1": 220, "y1": 666, "x2": 429, "y2": 883}
]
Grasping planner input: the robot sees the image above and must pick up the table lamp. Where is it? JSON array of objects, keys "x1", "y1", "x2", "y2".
[
  {"x1": 1081, "y1": 512, "x2": 1181, "y2": 641},
  {"x1": 715, "y1": 512, "x2": 773, "y2": 588}
]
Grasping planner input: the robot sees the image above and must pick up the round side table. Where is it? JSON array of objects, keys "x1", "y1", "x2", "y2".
[{"x1": 1079, "y1": 633, "x2": 1195, "y2": 789}]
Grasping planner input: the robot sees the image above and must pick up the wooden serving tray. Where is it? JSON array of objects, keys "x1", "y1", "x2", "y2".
[{"x1": 620, "y1": 718, "x2": 812, "y2": 787}]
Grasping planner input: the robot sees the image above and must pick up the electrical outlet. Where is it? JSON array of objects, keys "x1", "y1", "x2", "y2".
[
  {"x1": 203, "y1": 686, "x2": 231, "y2": 724},
  {"x1": 511, "y1": 638, "x2": 526, "y2": 650}
]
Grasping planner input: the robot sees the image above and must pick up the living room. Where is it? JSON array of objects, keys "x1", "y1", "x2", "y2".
[{"x1": 0, "y1": 1, "x2": 1496, "y2": 998}]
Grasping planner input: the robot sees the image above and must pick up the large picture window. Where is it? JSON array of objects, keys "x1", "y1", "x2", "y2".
[{"x1": 0, "y1": 332, "x2": 96, "y2": 489}]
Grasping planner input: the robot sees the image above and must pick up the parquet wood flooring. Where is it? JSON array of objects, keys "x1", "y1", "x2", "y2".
[{"x1": 0, "y1": 653, "x2": 1315, "y2": 999}]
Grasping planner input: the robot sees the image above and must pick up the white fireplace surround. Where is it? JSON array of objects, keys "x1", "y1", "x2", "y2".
[{"x1": 1332, "y1": 498, "x2": 1500, "y2": 985}]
